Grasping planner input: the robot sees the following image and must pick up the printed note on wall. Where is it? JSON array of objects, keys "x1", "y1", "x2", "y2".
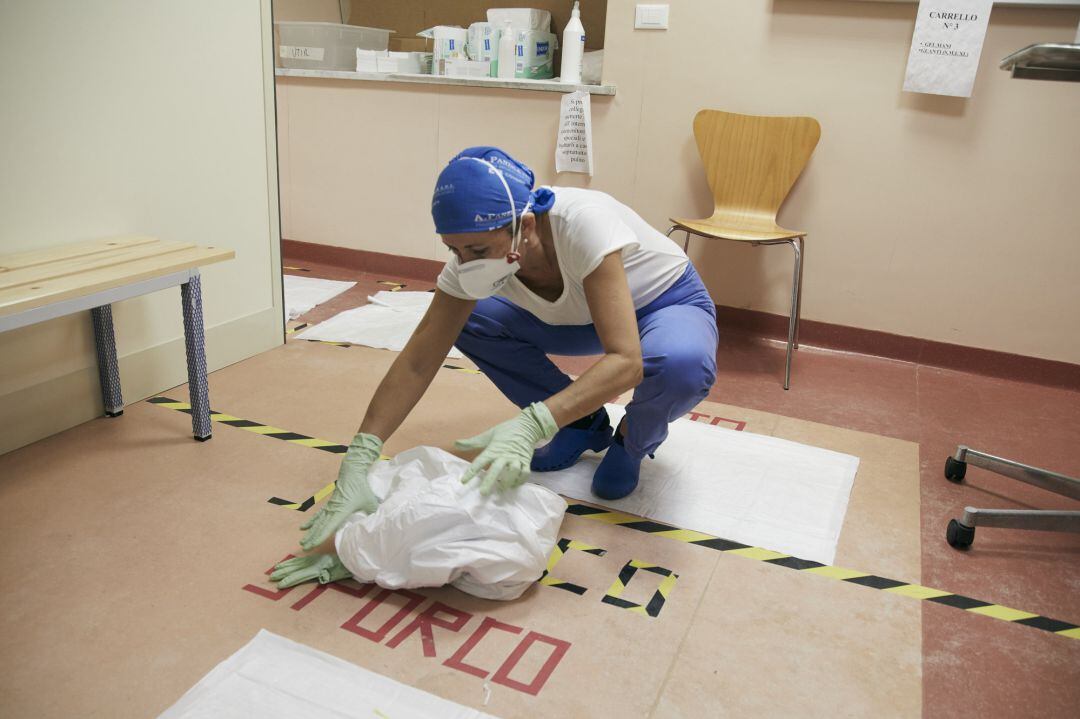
[
  {"x1": 903, "y1": 0, "x2": 994, "y2": 98},
  {"x1": 556, "y1": 90, "x2": 594, "y2": 176}
]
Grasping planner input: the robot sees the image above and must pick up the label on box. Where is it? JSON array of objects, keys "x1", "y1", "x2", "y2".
[{"x1": 280, "y1": 46, "x2": 325, "y2": 61}]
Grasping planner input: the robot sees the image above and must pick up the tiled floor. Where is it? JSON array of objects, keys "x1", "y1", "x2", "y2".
[{"x1": 283, "y1": 258, "x2": 1080, "y2": 717}]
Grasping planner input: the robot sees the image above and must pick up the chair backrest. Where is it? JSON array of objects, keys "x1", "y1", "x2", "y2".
[{"x1": 692, "y1": 110, "x2": 820, "y2": 224}]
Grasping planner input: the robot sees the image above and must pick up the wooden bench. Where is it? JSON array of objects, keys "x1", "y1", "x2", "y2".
[{"x1": 0, "y1": 236, "x2": 235, "y2": 440}]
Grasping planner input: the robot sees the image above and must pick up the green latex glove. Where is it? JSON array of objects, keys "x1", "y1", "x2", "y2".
[
  {"x1": 300, "y1": 432, "x2": 382, "y2": 550},
  {"x1": 270, "y1": 553, "x2": 351, "y2": 589},
  {"x1": 455, "y1": 402, "x2": 558, "y2": 495}
]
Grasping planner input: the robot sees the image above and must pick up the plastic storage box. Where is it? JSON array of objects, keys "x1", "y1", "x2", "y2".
[{"x1": 276, "y1": 22, "x2": 392, "y2": 70}]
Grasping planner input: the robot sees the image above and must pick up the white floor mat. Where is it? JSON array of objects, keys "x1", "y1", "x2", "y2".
[
  {"x1": 284, "y1": 274, "x2": 356, "y2": 322},
  {"x1": 296, "y1": 291, "x2": 465, "y2": 359},
  {"x1": 159, "y1": 630, "x2": 496, "y2": 719},
  {"x1": 536, "y1": 405, "x2": 859, "y2": 565}
]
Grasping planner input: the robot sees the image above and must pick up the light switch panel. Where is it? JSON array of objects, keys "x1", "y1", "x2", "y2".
[{"x1": 635, "y1": 4, "x2": 669, "y2": 30}]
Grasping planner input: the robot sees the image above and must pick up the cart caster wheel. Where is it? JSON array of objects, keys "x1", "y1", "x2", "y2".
[
  {"x1": 946, "y1": 519, "x2": 974, "y2": 549},
  {"x1": 944, "y1": 457, "x2": 967, "y2": 483}
]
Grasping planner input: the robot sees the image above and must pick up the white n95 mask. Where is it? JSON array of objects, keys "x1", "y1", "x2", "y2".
[{"x1": 457, "y1": 256, "x2": 521, "y2": 299}]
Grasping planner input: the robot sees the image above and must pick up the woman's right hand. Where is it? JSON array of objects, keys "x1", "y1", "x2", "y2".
[
  {"x1": 270, "y1": 553, "x2": 352, "y2": 588},
  {"x1": 299, "y1": 432, "x2": 383, "y2": 550}
]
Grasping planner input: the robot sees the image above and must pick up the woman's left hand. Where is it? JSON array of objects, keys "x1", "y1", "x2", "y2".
[{"x1": 455, "y1": 402, "x2": 558, "y2": 495}]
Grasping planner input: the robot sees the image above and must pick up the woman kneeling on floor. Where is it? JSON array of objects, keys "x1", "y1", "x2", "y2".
[{"x1": 297, "y1": 146, "x2": 718, "y2": 552}]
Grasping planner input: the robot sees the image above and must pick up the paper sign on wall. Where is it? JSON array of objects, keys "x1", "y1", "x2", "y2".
[
  {"x1": 903, "y1": 0, "x2": 993, "y2": 97},
  {"x1": 556, "y1": 90, "x2": 593, "y2": 175}
]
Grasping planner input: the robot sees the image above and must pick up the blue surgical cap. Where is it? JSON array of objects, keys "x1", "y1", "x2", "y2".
[{"x1": 431, "y1": 146, "x2": 555, "y2": 234}]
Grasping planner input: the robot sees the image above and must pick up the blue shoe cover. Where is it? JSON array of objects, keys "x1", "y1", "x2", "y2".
[
  {"x1": 590, "y1": 440, "x2": 643, "y2": 500},
  {"x1": 530, "y1": 408, "x2": 613, "y2": 472}
]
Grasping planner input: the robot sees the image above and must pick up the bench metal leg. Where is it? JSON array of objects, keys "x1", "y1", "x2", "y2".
[
  {"x1": 90, "y1": 304, "x2": 123, "y2": 417},
  {"x1": 181, "y1": 273, "x2": 212, "y2": 441}
]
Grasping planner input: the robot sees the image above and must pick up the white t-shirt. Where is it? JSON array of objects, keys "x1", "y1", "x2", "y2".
[{"x1": 437, "y1": 187, "x2": 689, "y2": 325}]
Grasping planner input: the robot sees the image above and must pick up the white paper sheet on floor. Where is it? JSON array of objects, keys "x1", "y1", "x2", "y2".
[
  {"x1": 336, "y1": 446, "x2": 567, "y2": 601},
  {"x1": 159, "y1": 630, "x2": 497, "y2": 719},
  {"x1": 283, "y1": 275, "x2": 356, "y2": 322},
  {"x1": 535, "y1": 404, "x2": 859, "y2": 565},
  {"x1": 296, "y1": 291, "x2": 465, "y2": 358}
]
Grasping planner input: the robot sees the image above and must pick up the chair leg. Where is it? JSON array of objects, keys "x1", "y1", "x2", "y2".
[
  {"x1": 665, "y1": 225, "x2": 692, "y2": 253},
  {"x1": 181, "y1": 273, "x2": 212, "y2": 441},
  {"x1": 783, "y1": 238, "x2": 803, "y2": 390},
  {"x1": 943, "y1": 446, "x2": 1080, "y2": 548},
  {"x1": 794, "y1": 236, "x2": 804, "y2": 350},
  {"x1": 90, "y1": 305, "x2": 124, "y2": 416}
]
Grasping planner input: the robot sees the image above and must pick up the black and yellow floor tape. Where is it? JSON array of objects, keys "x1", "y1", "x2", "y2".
[
  {"x1": 149, "y1": 397, "x2": 381, "y2": 511},
  {"x1": 603, "y1": 560, "x2": 679, "y2": 618},
  {"x1": 539, "y1": 538, "x2": 608, "y2": 595},
  {"x1": 565, "y1": 504, "x2": 1080, "y2": 638},
  {"x1": 149, "y1": 397, "x2": 348, "y2": 455},
  {"x1": 148, "y1": 397, "x2": 1080, "y2": 641},
  {"x1": 539, "y1": 539, "x2": 678, "y2": 617}
]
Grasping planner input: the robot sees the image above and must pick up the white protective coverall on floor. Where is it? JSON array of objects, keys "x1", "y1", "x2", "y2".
[{"x1": 335, "y1": 446, "x2": 567, "y2": 601}]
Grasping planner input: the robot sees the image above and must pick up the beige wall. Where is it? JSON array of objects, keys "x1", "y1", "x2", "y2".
[
  {"x1": 277, "y1": 0, "x2": 1080, "y2": 364},
  {"x1": 273, "y1": 0, "x2": 343, "y2": 23},
  {"x1": 0, "y1": 0, "x2": 283, "y2": 454}
]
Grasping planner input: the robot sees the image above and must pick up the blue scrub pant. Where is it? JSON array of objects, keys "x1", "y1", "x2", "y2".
[{"x1": 454, "y1": 264, "x2": 719, "y2": 459}]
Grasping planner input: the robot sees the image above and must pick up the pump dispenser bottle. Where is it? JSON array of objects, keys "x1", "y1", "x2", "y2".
[{"x1": 560, "y1": 1, "x2": 585, "y2": 83}]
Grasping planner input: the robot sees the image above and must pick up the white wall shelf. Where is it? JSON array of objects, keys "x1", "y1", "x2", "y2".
[
  {"x1": 850, "y1": 0, "x2": 1080, "y2": 6},
  {"x1": 274, "y1": 68, "x2": 616, "y2": 96}
]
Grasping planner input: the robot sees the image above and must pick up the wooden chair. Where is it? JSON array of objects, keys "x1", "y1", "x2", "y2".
[{"x1": 669, "y1": 110, "x2": 821, "y2": 389}]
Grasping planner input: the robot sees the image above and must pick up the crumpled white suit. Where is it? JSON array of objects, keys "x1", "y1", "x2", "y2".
[{"x1": 334, "y1": 446, "x2": 567, "y2": 601}]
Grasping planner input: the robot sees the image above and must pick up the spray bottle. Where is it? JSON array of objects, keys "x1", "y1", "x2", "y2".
[{"x1": 560, "y1": 1, "x2": 585, "y2": 83}]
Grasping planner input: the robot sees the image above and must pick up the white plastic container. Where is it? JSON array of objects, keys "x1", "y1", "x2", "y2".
[
  {"x1": 276, "y1": 22, "x2": 392, "y2": 70},
  {"x1": 496, "y1": 22, "x2": 517, "y2": 79},
  {"x1": 560, "y1": 1, "x2": 585, "y2": 84}
]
